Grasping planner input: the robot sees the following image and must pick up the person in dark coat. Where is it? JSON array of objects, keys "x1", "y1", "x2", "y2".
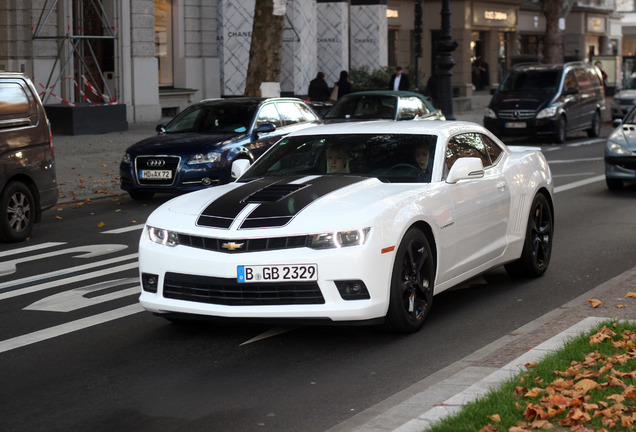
[
  {"x1": 308, "y1": 72, "x2": 330, "y2": 102},
  {"x1": 389, "y1": 66, "x2": 410, "y2": 91},
  {"x1": 335, "y1": 70, "x2": 352, "y2": 100}
]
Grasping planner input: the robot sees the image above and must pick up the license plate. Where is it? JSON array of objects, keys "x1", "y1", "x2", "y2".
[
  {"x1": 237, "y1": 264, "x2": 318, "y2": 283},
  {"x1": 505, "y1": 122, "x2": 526, "y2": 129},
  {"x1": 140, "y1": 169, "x2": 172, "y2": 179}
]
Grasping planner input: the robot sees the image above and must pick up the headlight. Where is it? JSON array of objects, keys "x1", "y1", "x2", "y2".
[
  {"x1": 537, "y1": 106, "x2": 558, "y2": 119},
  {"x1": 187, "y1": 151, "x2": 221, "y2": 165},
  {"x1": 147, "y1": 226, "x2": 179, "y2": 247},
  {"x1": 607, "y1": 140, "x2": 632, "y2": 156},
  {"x1": 121, "y1": 153, "x2": 131, "y2": 164},
  {"x1": 484, "y1": 107, "x2": 497, "y2": 119},
  {"x1": 309, "y1": 228, "x2": 370, "y2": 249}
]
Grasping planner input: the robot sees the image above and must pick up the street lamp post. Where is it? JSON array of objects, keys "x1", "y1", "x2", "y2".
[{"x1": 436, "y1": 0, "x2": 458, "y2": 120}]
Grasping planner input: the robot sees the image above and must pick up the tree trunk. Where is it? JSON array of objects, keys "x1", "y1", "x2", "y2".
[
  {"x1": 542, "y1": 0, "x2": 564, "y2": 64},
  {"x1": 244, "y1": 0, "x2": 286, "y2": 97}
]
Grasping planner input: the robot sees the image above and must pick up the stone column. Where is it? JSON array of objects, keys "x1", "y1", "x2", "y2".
[
  {"x1": 281, "y1": 0, "x2": 317, "y2": 97},
  {"x1": 217, "y1": 0, "x2": 255, "y2": 96},
  {"x1": 350, "y1": 0, "x2": 387, "y2": 72},
  {"x1": 316, "y1": 0, "x2": 349, "y2": 86}
]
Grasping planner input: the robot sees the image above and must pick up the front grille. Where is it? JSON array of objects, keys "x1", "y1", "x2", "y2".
[
  {"x1": 135, "y1": 156, "x2": 180, "y2": 185},
  {"x1": 163, "y1": 272, "x2": 325, "y2": 305},
  {"x1": 178, "y1": 233, "x2": 310, "y2": 253},
  {"x1": 497, "y1": 109, "x2": 536, "y2": 120}
]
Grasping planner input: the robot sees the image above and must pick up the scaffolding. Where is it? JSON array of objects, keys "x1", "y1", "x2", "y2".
[{"x1": 31, "y1": 0, "x2": 120, "y2": 106}]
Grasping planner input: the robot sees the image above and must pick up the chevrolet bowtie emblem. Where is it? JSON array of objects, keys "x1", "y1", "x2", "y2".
[{"x1": 222, "y1": 241, "x2": 244, "y2": 251}]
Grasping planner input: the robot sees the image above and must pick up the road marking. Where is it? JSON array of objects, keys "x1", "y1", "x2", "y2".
[
  {"x1": 0, "y1": 244, "x2": 128, "y2": 276},
  {"x1": 0, "y1": 304, "x2": 143, "y2": 354},
  {"x1": 0, "y1": 258, "x2": 138, "y2": 299},
  {"x1": 103, "y1": 225, "x2": 145, "y2": 234},
  {"x1": 552, "y1": 172, "x2": 597, "y2": 178},
  {"x1": 548, "y1": 157, "x2": 604, "y2": 164},
  {"x1": 0, "y1": 242, "x2": 66, "y2": 258},
  {"x1": 25, "y1": 278, "x2": 140, "y2": 312},
  {"x1": 554, "y1": 175, "x2": 605, "y2": 194}
]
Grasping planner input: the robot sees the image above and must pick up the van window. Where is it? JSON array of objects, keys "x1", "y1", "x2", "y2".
[
  {"x1": 501, "y1": 69, "x2": 560, "y2": 92},
  {"x1": 0, "y1": 83, "x2": 31, "y2": 122},
  {"x1": 574, "y1": 68, "x2": 592, "y2": 91},
  {"x1": 564, "y1": 71, "x2": 577, "y2": 91}
]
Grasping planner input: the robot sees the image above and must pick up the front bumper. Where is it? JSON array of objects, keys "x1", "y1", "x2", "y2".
[
  {"x1": 483, "y1": 117, "x2": 559, "y2": 138},
  {"x1": 605, "y1": 155, "x2": 636, "y2": 181}
]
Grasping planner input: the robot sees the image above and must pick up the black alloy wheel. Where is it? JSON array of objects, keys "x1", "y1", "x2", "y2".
[
  {"x1": 505, "y1": 193, "x2": 553, "y2": 278},
  {"x1": 0, "y1": 181, "x2": 36, "y2": 243},
  {"x1": 587, "y1": 111, "x2": 601, "y2": 138},
  {"x1": 385, "y1": 228, "x2": 434, "y2": 333}
]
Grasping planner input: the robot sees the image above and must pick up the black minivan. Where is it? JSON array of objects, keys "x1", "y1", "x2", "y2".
[
  {"x1": 0, "y1": 72, "x2": 58, "y2": 242},
  {"x1": 483, "y1": 62, "x2": 606, "y2": 143}
]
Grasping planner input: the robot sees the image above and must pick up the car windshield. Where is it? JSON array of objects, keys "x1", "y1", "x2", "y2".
[
  {"x1": 623, "y1": 78, "x2": 636, "y2": 90},
  {"x1": 164, "y1": 103, "x2": 258, "y2": 134},
  {"x1": 324, "y1": 95, "x2": 398, "y2": 120},
  {"x1": 240, "y1": 133, "x2": 437, "y2": 183},
  {"x1": 500, "y1": 69, "x2": 561, "y2": 92}
]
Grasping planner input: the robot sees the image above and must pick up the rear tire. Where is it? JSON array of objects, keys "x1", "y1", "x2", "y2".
[
  {"x1": 555, "y1": 116, "x2": 567, "y2": 143},
  {"x1": 586, "y1": 111, "x2": 601, "y2": 138},
  {"x1": 0, "y1": 181, "x2": 36, "y2": 243},
  {"x1": 505, "y1": 193, "x2": 553, "y2": 278},
  {"x1": 385, "y1": 228, "x2": 435, "y2": 333}
]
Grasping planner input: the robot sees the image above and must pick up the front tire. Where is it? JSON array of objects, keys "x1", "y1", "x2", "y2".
[
  {"x1": 587, "y1": 111, "x2": 601, "y2": 138},
  {"x1": 505, "y1": 193, "x2": 553, "y2": 278},
  {"x1": 0, "y1": 181, "x2": 36, "y2": 243},
  {"x1": 606, "y1": 178, "x2": 623, "y2": 190},
  {"x1": 385, "y1": 228, "x2": 435, "y2": 333},
  {"x1": 555, "y1": 116, "x2": 567, "y2": 143}
]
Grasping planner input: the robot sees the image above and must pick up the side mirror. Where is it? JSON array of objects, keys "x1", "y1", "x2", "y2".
[
  {"x1": 231, "y1": 159, "x2": 251, "y2": 180},
  {"x1": 613, "y1": 118, "x2": 623, "y2": 128},
  {"x1": 446, "y1": 157, "x2": 484, "y2": 184},
  {"x1": 253, "y1": 123, "x2": 276, "y2": 138},
  {"x1": 156, "y1": 124, "x2": 166, "y2": 134}
]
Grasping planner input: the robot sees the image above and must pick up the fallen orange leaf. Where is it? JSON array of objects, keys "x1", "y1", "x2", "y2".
[
  {"x1": 574, "y1": 379, "x2": 598, "y2": 393},
  {"x1": 587, "y1": 299, "x2": 603, "y2": 308},
  {"x1": 97, "y1": 222, "x2": 105, "y2": 228},
  {"x1": 626, "y1": 292, "x2": 636, "y2": 298},
  {"x1": 488, "y1": 414, "x2": 501, "y2": 423}
]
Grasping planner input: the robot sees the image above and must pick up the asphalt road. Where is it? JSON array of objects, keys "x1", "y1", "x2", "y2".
[{"x1": 0, "y1": 131, "x2": 635, "y2": 432}]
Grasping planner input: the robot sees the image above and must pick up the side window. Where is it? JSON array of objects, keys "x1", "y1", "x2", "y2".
[
  {"x1": 399, "y1": 97, "x2": 430, "y2": 118},
  {"x1": 481, "y1": 134, "x2": 503, "y2": 165},
  {"x1": 0, "y1": 82, "x2": 32, "y2": 127},
  {"x1": 564, "y1": 70, "x2": 577, "y2": 91},
  {"x1": 256, "y1": 103, "x2": 282, "y2": 128},
  {"x1": 444, "y1": 133, "x2": 491, "y2": 176},
  {"x1": 296, "y1": 103, "x2": 320, "y2": 122},
  {"x1": 574, "y1": 68, "x2": 591, "y2": 91},
  {"x1": 276, "y1": 102, "x2": 305, "y2": 125}
]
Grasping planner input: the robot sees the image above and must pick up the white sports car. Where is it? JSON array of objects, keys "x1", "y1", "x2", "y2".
[{"x1": 138, "y1": 121, "x2": 554, "y2": 333}]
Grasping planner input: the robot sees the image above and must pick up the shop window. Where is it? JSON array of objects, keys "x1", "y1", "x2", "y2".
[{"x1": 155, "y1": 0, "x2": 173, "y2": 87}]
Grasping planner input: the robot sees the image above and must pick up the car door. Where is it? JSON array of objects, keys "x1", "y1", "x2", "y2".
[
  {"x1": 437, "y1": 132, "x2": 511, "y2": 282},
  {"x1": 562, "y1": 69, "x2": 582, "y2": 130}
]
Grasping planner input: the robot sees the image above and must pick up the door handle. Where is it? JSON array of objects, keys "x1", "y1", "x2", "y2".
[{"x1": 496, "y1": 181, "x2": 506, "y2": 191}]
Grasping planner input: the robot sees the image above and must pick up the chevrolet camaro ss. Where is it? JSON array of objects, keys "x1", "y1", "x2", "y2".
[{"x1": 138, "y1": 121, "x2": 554, "y2": 333}]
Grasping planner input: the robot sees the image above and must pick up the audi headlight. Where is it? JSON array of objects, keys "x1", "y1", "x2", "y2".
[
  {"x1": 537, "y1": 106, "x2": 558, "y2": 119},
  {"x1": 309, "y1": 228, "x2": 370, "y2": 249},
  {"x1": 188, "y1": 151, "x2": 221, "y2": 165},
  {"x1": 147, "y1": 226, "x2": 179, "y2": 247},
  {"x1": 607, "y1": 140, "x2": 632, "y2": 156},
  {"x1": 484, "y1": 107, "x2": 497, "y2": 119},
  {"x1": 121, "y1": 153, "x2": 131, "y2": 164}
]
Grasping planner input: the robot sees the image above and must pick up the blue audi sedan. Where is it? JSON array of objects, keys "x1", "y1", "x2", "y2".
[{"x1": 119, "y1": 97, "x2": 321, "y2": 200}]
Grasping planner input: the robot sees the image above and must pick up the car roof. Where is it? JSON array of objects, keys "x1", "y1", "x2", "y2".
[
  {"x1": 197, "y1": 97, "x2": 306, "y2": 106},
  {"x1": 284, "y1": 119, "x2": 486, "y2": 139},
  {"x1": 341, "y1": 90, "x2": 423, "y2": 98}
]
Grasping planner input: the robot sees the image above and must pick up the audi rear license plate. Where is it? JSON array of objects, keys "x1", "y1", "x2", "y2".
[
  {"x1": 237, "y1": 264, "x2": 318, "y2": 283},
  {"x1": 505, "y1": 122, "x2": 526, "y2": 128},
  {"x1": 140, "y1": 170, "x2": 172, "y2": 179}
]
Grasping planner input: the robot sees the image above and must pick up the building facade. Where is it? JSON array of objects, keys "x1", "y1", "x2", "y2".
[{"x1": 0, "y1": 0, "x2": 621, "y2": 126}]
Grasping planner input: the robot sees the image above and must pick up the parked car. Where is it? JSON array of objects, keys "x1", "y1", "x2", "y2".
[
  {"x1": 138, "y1": 120, "x2": 554, "y2": 333},
  {"x1": 605, "y1": 104, "x2": 636, "y2": 190},
  {"x1": 119, "y1": 97, "x2": 321, "y2": 200},
  {"x1": 0, "y1": 72, "x2": 58, "y2": 242},
  {"x1": 484, "y1": 62, "x2": 605, "y2": 143},
  {"x1": 322, "y1": 90, "x2": 444, "y2": 123},
  {"x1": 610, "y1": 76, "x2": 636, "y2": 120}
]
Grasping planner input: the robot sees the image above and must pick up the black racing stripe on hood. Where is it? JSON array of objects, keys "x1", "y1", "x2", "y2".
[
  {"x1": 197, "y1": 177, "x2": 305, "y2": 228},
  {"x1": 240, "y1": 176, "x2": 367, "y2": 229}
]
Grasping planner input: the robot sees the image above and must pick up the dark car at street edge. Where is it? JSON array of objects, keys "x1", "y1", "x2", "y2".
[
  {"x1": 605, "y1": 104, "x2": 636, "y2": 190},
  {"x1": 483, "y1": 62, "x2": 605, "y2": 143},
  {"x1": 0, "y1": 72, "x2": 58, "y2": 243},
  {"x1": 119, "y1": 97, "x2": 321, "y2": 200}
]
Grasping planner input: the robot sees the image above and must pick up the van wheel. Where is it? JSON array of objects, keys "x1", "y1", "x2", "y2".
[
  {"x1": 555, "y1": 116, "x2": 567, "y2": 143},
  {"x1": 587, "y1": 111, "x2": 601, "y2": 137},
  {"x1": 0, "y1": 181, "x2": 36, "y2": 243}
]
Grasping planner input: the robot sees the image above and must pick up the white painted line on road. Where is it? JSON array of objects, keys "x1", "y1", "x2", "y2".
[
  {"x1": 0, "y1": 304, "x2": 144, "y2": 354},
  {"x1": 548, "y1": 157, "x2": 604, "y2": 164},
  {"x1": 102, "y1": 225, "x2": 145, "y2": 234},
  {"x1": 0, "y1": 258, "x2": 138, "y2": 300},
  {"x1": 554, "y1": 175, "x2": 605, "y2": 194},
  {"x1": 0, "y1": 242, "x2": 66, "y2": 258},
  {"x1": 552, "y1": 172, "x2": 597, "y2": 178},
  {"x1": 239, "y1": 326, "x2": 299, "y2": 346}
]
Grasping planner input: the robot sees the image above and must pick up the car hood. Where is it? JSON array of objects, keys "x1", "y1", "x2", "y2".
[
  {"x1": 609, "y1": 124, "x2": 636, "y2": 151},
  {"x1": 126, "y1": 132, "x2": 242, "y2": 155},
  {"x1": 148, "y1": 175, "x2": 430, "y2": 235},
  {"x1": 489, "y1": 90, "x2": 554, "y2": 112}
]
